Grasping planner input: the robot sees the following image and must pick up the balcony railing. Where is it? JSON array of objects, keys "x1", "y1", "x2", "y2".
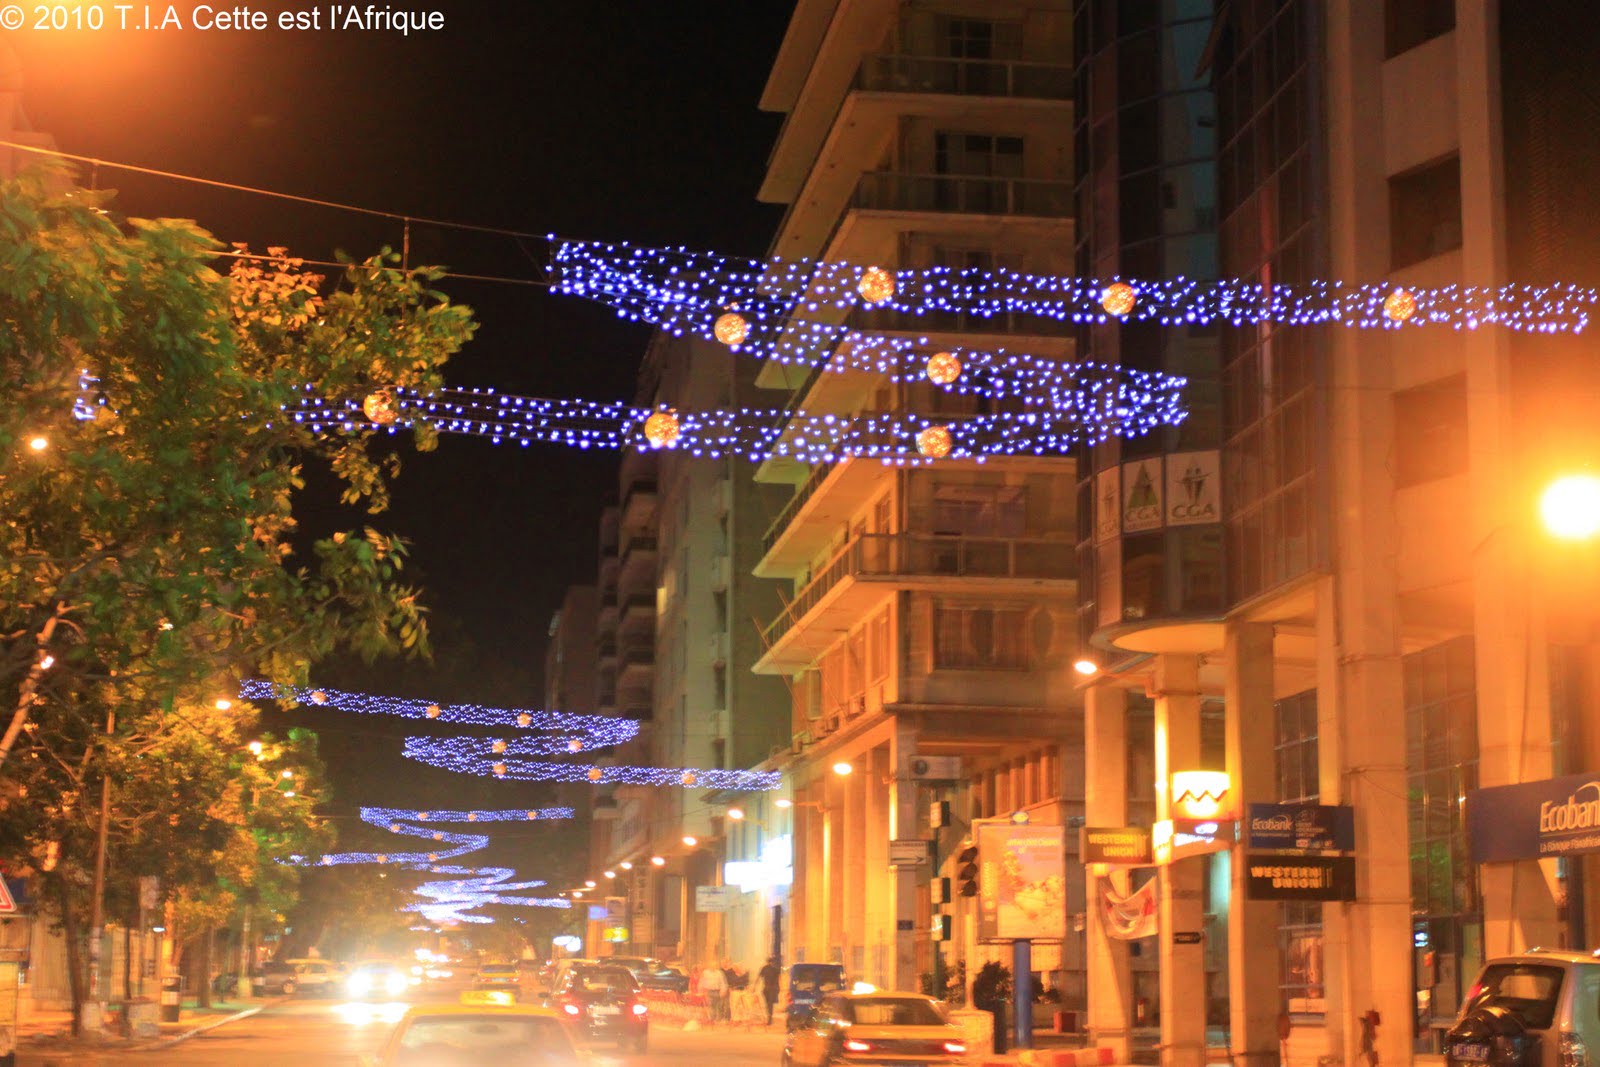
[
  {"x1": 852, "y1": 171, "x2": 1072, "y2": 218},
  {"x1": 764, "y1": 532, "x2": 1076, "y2": 647},
  {"x1": 621, "y1": 535, "x2": 658, "y2": 567},
  {"x1": 621, "y1": 593, "x2": 655, "y2": 619},
  {"x1": 763, "y1": 460, "x2": 839, "y2": 558},
  {"x1": 620, "y1": 641, "x2": 654, "y2": 667},
  {"x1": 856, "y1": 54, "x2": 1072, "y2": 101},
  {"x1": 597, "y1": 636, "x2": 618, "y2": 660}
]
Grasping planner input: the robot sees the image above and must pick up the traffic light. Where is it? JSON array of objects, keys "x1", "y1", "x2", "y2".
[
  {"x1": 931, "y1": 914, "x2": 953, "y2": 941},
  {"x1": 931, "y1": 877, "x2": 951, "y2": 906},
  {"x1": 956, "y1": 846, "x2": 979, "y2": 897}
]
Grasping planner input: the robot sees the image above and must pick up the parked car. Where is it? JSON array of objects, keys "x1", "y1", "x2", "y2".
[
  {"x1": 1446, "y1": 950, "x2": 1600, "y2": 1067},
  {"x1": 551, "y1": 963, "x2": 649, "y2": 1053},
  {"x1": 782, "y1": 990, "x2": 966, "y2": 1067},
  {"x1": 363, "y1": 992, "x2": 579, "y2": 1067},
  {"x1": 636, "y1": 965, "x2": 690, "y2": 994},
  {"x1": 252, "y1": 957, "x2": 341, "y2": 996},
  {"x1": 785, "y1": 963, "x2": 847, "y2": 1031},
  {"x1": 599, "y1": 956, "x2": 659, "y2": 982},
  {"x1": 475, "y1": 962, "x2": 522, "y2": 998}
]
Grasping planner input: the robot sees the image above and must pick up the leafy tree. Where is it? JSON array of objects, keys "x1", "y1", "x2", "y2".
[{"x1": 0, "y1": 167, "x2": 476, "y2": 1028}]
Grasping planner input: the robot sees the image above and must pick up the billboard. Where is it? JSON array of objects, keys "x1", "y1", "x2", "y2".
[
  {"x1": 1467, "y1": 772, "x2": 1600, "y2": 863},
  {"x1": 977, "y1": 824, "x2": 1066, "y2": 943},
  {"x1": 1243, "y1": 855, "x2": 1356, "y2": 901},
  {"x1": 1247, "y1": 804, "x2": 1355, "y2": 853}
]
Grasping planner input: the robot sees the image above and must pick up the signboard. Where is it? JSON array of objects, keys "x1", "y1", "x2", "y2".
[
  {"x1": 1247, "y1": 804, "x2": 1355, "y2": 853},
  {"x1": 1094, "y1": 468, "x2": 1120, "y2": 543},
  {"x1": 0, "y1": 878, "x2": 14, "y2": 915},
  {"x1": 1121, "y1": 458, "x2": 1163, "y2": 533},
  {"x1": 1172, "y1": 931, "x2": 1204, "y2": 945},
  {"x1": 1467, "y1": 773, "x2": 1600, "y2": 863},
  {"x1": 694, "y1": 885, "x2": 739, "y2": 912},
  {"x1": 1244, "y1": 855, "x2": 1356, "y2": 901},
  {"x1": 1081, "y1": 826, "x2": 1153, "y2": 866},
  {"x1": 601, "y1": 926, "x2": 629, "y2": 943},
  {"x1": 889, "y1": 839, "x2": 928, "y2": 867},
  {"x1": 587, "y1": 904, "x2": 607, "y2": 922},
  {"x1": 1165, "y1": 450, "x2": 1221, "y2": 526},
  {"x1": 977, "y1": 824, "x2": 1066, "y2": 943},
  {"x1": 605, "y1": 897, "x2": 627, "y2": 922}
]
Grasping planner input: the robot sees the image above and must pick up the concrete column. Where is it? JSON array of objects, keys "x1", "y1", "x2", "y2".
[
  {"x1": 1155, "y1": 654, "x2": 1205, "y2": 1067},
  {"x1": 867, "y1": 744, "x2": 893, "y2": 986},
  {"x1": 791, "y1": 796, "x2": 809, "y2": 963},
  {"x1": 889, "y1": 717, "x2": 920, "y2": 991},
  {"x1": 1084, "y1": 684, "x2": 1134, "y2": 1062},
  {"x1": 842, "y1": 750, "x2": 867, "y2": 973},
  {"x1": 1226, "y1": 622, "x2": 1280, "y2": 1067},
  {"x1": 806, "y1": 782, "x2": 828, "y2": 964},
  {"x1": 826, "y1": 773, "x2": 844, "y2": 961}
]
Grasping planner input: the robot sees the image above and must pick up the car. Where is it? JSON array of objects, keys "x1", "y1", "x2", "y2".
[
  {"x1": 637, "y1": 965, "x2": 690, "y2": 994},
  {"x1": 474, "y1": 961, "x2": 522, "y2": 995},
  {"x1": 785, "y1": 962, "x2": 847, "y2": 1031},
  {"x1": 251, "y1": 957, "x2": 341, "y2": 996},
  {"x1": 551, "y1": 963, "x2": 649, "y2": 1053},
  {"x1": 347, "y1": 960, "x2": 414, "y2": 1001},
  {"x1": 783, "y1": 990, "x2": 968, "y2": 1067},
  {"x1": 544, "y1": 958, "x2": 598, "y2": 1000},
  {"x1": 363, "y1": 991, "x2": 580, "y2": 1067},
  {"x1": 1446, "y1": 950, "x2": 1600, "y2": 1067},
  {"x1": 599, "y1": 956, "x2": 658, "y2": 981}
]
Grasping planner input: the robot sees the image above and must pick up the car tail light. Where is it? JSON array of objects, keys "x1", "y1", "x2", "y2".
[
  {"x1": 1562, "y1": 1031, "x2": 1589, "y2": 1067},
  {"x1": 631, "y1": 1002, "x2": 648, "y2": 1016},
  {"x1": 560, "y1": 999, "x2": 581, "y2": 1017},
  {"x1": 944, "y1": 1041, "x2": 967, "y2": 1054},
  {"x1": 845, "y1": 1039, "x2": 872, "y2": 1053}
]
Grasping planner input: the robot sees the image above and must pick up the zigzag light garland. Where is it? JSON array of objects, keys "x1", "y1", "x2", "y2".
[
  {"x1": 283, "y1": 807, "x2": 576, "y2": 924},
  {"x1": 242, "y1": 680, "x2": 781, "y2": 790}
]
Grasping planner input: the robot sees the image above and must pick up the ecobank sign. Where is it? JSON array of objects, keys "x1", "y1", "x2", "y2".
[{"x1": 1466, "y1": 772, "x2": 1600, "y2": 864}]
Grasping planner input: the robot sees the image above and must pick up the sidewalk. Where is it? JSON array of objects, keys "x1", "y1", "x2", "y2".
[{"x1": 17, "y1": 996, "x2": 270, "y2": 1050}]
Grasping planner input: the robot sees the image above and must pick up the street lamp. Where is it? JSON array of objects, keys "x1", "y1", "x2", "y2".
[
  {"x1": 27, "y1": 435, "x2": 47, "y2": 452},
  {"x1": 774, "y1": 798, "x2": 793, "y2": 809},
  {"x1": 619, "y1": 861, "x2": 633, "y2": 871},
  {"x1": 1073, "y1": 658, "x2": 1099, "y2": 676},
  {"x1": 650, "y1": 856, "x2": 666, "y2": 867},
  {"x1": 1541, "y1": 474, "x2": 1600, "y2": 540},
  {"x1": 603, "y1": 870, "x2": 616, "y2": 879},
  {"x1": 726, "y1": 807, "x2": 744, "y2": 821},
  {"x1": 682, "y1": 835, "x2": 698, "y2": 848},
  {"x1": 832, "y1": 761, "x2": 853, "y2": 777},
  {"x1": 584, "y1": 880, "x2": 596, "y2": 888}
]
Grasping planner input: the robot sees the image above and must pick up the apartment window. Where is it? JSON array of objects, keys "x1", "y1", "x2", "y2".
[
  {"x1": 932, "y1": 484, "x2": 1027, "y2": 538},
  {"x1": 933, "y1": 602, "x2": 1031, "y2": 669},
  {"x1": 1273, "y1": 689, "x2": 1324, "y2": 1002},
  {"x1": 1385, "y1": 0, "x2": 1455, "y2": 59},
  {"x1": 869, "y1": 610, "x2": 890, "y2": 683},
  {"x1": 935, "y1": 133, "x2": 1024, "y2": 179},
  {"x1": 1390, "y1": 156, "x2": 1462, "y2": 269},
  {"x1": 1393, "y1": 375, "x2": 1467, "y2": 487},
  {"x1": 941, "y1": 17, "x2": 1022, "y2": 61}
]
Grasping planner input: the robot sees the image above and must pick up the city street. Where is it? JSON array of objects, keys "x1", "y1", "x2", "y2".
[{"x1": 15, "y1": 989, "x2": 787, "y2": 1067}]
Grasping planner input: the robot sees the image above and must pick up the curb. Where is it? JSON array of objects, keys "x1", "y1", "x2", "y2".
[{"x1": 134, "y1": 1003, "x2": 267, "y2": 1052}]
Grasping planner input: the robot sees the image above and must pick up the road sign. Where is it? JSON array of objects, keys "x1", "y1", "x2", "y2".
[
  {"x1": 889, "y1": 839, "x2": 928, "y2": 866},
  {"x1": 0, "y1": 877, "x2": 15, "y2": 915}
]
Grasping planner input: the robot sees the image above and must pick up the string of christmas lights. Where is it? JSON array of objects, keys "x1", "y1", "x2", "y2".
[
  {"x1": 282, "y1": 807, "x2": 576, "y2": 924},
  {"x1": 550, "y1": 237, "x2": 1598, "y2": 339},
  {"x1": 244, "y1": 681, "x2": 783, "y2": 791},
  {"x1": 275, "y1": 381, "x2": 1184, "y2": 460}
]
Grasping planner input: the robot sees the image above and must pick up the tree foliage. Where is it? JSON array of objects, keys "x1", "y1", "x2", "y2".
[{"x1": 0, "y1": 167, "x2": 476, "y2": 1025}]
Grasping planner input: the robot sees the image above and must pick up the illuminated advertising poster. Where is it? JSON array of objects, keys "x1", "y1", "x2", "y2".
[{"x1": 978, "y1": 824, "x2": 1067, "y2": 943}]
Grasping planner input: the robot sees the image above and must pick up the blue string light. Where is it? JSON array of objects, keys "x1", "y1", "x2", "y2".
[{"x1": 400, "y1": 736, "x2": 782, "y2": 790}]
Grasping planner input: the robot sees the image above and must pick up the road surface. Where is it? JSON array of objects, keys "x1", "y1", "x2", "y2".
[{"x1": 16, "y1": 990, "x2": 787, "y2": 1066}]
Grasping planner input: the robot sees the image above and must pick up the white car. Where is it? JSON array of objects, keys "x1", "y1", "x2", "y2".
[
  {"x1": 1447, "y1": 950, "x2": 1600, "y2": 1067},
  {"x1": 252, "y1": 958, "x2": 341, "y2": 996}
]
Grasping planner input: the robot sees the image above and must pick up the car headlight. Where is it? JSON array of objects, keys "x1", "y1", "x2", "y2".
[
  {"x1": 385, "y1": 972, "x2": 409, "y2": 996},
  {"x1": 348, "y1": 974, "x2": 372, "y2": 996}
]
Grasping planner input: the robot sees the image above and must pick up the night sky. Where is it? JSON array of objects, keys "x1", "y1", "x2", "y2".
[{"x1": 11, "y1": 3, "x2": 791, "y2": 871}]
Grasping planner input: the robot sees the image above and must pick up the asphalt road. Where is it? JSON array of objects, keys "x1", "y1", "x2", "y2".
[{"x1": 16, "y1": 988, "x2": 788, "y2": 1067}]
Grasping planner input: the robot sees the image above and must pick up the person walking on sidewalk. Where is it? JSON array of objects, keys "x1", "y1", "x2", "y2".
[
  {"x1": 699, "y1": 961, "x2": 729, "y2": 1023},
  {"x1": 758, "y1": 957, "x2": 781, "y2": 1026}
]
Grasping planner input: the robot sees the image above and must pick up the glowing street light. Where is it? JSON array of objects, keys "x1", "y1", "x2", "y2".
[
  {"x1": 603, "y1": 870, "x2": 616, "y2": 879},
  {"x1": 27, "y1": 435, "x2": 48, "y2": 452},
  {"x1": 650, "y1": 856, "x2": 666, "y2": 867},
  {"x1": 682, "y1": 835, "x2": 698, "y2": 847},
  {"x1": 1074, "y1": 659, "x2": 1099, "y2": 676},
  {"x1": 832, "y1": 761, "x2": 853, "y2": 777},
  {"x1": 1541, "y1": 474, "x2": 1600, "y2": 541},
  {"x1": 584, "y1": 880, "x2": 596, "y2": 888},
  {"x1": 726, "y1": 807, "x2": 744, "y2": 821},
  {"x1": 215, "y1": 698, "x2": 233, "y2": 710},
  {"x1": 619, "y1": 861, "x2": 633, "y2": 871},
  {"x1": 774, "y1": 798, "x2": 793, "y2": 809},
  {"x1": 247, "y1": 741, "x2": 264, "y2": 756}
]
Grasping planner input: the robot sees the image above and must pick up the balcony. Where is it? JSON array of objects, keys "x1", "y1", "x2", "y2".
[
  {"x1": 855, "y1": 54, "x2": 1071, "y2": 101},
  {"x1": 621, "y1": 535, "x2": 658, "y2": 571},
  {"x1": 597, "y1": 635, "x2": 618, "y2": 661},
  {"x1": 851, "y1": 171, "x2": 1071, "y2": 219},
  {"x1": 756, "y1": 532, "x2": 1076, "y2": 673},
  {"x1": 618, "y1": 687, "x2": 653, "y2": 719},
  {"x1": 620, "y1": 640, "x2": 654, "y2": 668},
  {"x1": 621, "y1": 593, "x2": 655, "y2": 622}
]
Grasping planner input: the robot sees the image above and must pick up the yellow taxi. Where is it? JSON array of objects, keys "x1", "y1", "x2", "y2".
[
  {"x1": 782, "y1": 989, "x2": 969, "y2": 1066},
  {"x1": 364, "y1": 991, "x2": 580, "y2": 1067}
]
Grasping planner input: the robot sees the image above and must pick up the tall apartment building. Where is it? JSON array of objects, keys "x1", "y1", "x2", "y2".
[
  {"x1": 582, "y1": 332, "x2": 792, "y2": 968},
  {"x1": 1073, "y1": 4, "x2": 1600, "y2": 1067},
  {"x1": 753, "y1": 0, "x2": 1086, "y2": 997}
]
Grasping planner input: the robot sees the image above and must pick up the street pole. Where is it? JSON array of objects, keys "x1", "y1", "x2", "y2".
[
  {"x1": 1013, "y1": 939, "x2": 1033, "y2": 1050},
  {"x1": 84, "y1": 708, "x2": 114, "y2": 1033}
]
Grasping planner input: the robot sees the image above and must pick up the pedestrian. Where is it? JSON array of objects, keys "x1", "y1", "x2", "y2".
[
  {"x1": 758, "y1": 957, "x2": 781, "y2": 1026},
  {"x1": 699, "y1": 960, "x2": 729, "y2": 1023}
]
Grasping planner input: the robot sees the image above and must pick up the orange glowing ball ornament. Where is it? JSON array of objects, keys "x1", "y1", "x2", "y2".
[
  {"x1": 362, "y1": 389, "x2": 399, "y2": 426},
  {"x1": 643, "y1": 409, "x2": 681, "y2": 450},
  {"x1": 926, "y1": 352, "x2": 963, "y2": 386},
  {"x1": 1383, "y1": 287, "x2": 1416, "y2": 323},
  {"x1": 713, "y1": 312, "x2": 750, "y2": 346},
  {"x1": 916, "y1": 425, "x2": 954, "y2": 459},
  {"x1": 1101, "y1": 282, "x2": 1137, "y2": 318},
  {"x1": 857, "y1": 267, "x2": 897, "y2": 305}
]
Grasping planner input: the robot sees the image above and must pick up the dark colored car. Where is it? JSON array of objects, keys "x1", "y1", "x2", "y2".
[
  {"x1": 553, "y1": 964, "x2": 649, "y2": 1052},
  {"x1": 786, "y1": 963, "x2": 847, "y2": 1031},
  {"x1": 637, "y1": 966, "x2": 690, "y2": 994}
]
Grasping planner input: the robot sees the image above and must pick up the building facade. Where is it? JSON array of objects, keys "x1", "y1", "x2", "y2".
[
  {"x1": 1074, "y1": 3, "x2": 1600, "y2": 1067},
  {"x1": 753, "y1": 0, "x2": 1087, "y2": 1000}
]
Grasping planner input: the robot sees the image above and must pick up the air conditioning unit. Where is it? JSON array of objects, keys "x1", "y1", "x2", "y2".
[
  {"x1": 905, "y1": 755, "x2": 963, "y2": 781},
  {"x1": 791, "y1": 732, "x2": 809, "y2": 755}
]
